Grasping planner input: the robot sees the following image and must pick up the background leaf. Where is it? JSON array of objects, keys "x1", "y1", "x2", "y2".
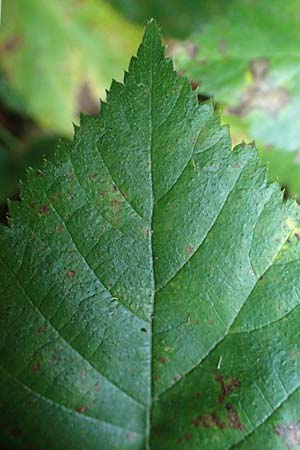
[
  {"x1": 1, "y1": 22, "x2": 300, "y2": 450},
  {"x1": 172, "y1": 0, "x2": 300, "y2": 197},
  {"x1": 0, "y1": 0, "x2": 141, "y2": 135}
]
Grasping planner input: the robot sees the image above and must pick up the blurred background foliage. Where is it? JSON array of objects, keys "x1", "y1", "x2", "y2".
[
  {"x1": 0, "y1": 0, "x2": 300, "y2": 222},
  {"x1": 172, "y1": 0, "x2": 300, "y2": 198}
]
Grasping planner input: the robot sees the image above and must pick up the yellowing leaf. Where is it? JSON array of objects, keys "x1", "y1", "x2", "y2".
[{"x1": 0, "y1": 0, "x2": 141, "y2": 134}]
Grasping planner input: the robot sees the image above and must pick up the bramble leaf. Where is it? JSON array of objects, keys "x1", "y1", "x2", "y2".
[{"x1": 1, "y1": 22, "x2": 300, "y2": 450}]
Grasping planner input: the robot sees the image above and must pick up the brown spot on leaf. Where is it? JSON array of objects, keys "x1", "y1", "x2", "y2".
[
  {"x1": 66, "y1": 270, "x2": 76, "y2": 278},
  {"x1": 226, "y1": 403, "x2": 244, "y2": 431},
  {"x1": 275, "y1": 422, "x2": 300, "y2": 449},
  {"x1": 185, "y1": 433, "x2": 192, "y2": 441},
  {"x1": 198, "y1": 415, "x2": 210, "y2": 428},
  {"x1": 192, "y1": 405, "x2": 243, "y2": 432},
  {"x1": 177, "y1": 437, "x2": 183, "y2": 444},
  {"x1": 210, "y1": 412, "x2": 225, "y2": 429},
  {"x1": 75, "y1": 404, "x2": 89, "y2": 414},
  {"x1": 216, "y1": 373, "x2": 241, "y2": 404},
  {"x1": 196, "y1": 413, "x2": 225, "y2": 429},
  {"x1": 38, "y1": 325, "x2": 46, "y2": 333},
  {"x1": 94, "y1": 383, "x2": 101, "y2": 392},
  {"x1": 158, "y1": 356, "x2": 167, "y2": 364},
  {"x1": 185, "y1": 246, "x2": 194, "y2": 255},
  {"x1": 80, "y1": 369, "x2": 87, "y2": 377},
  {"x1": 38, "y1": 205, "x2": 49, "y2": 215}
]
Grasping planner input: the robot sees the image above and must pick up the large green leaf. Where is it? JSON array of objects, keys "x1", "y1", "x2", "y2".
[
  {"x1": 173, "y1": 0, "x2": 300, "y2": 196},
  {"x1": 1, "y1": 22, "x2": 300, "y2": 450},
  {"x1": 0, "y1": 0, "x2": 141, "y2": 134}
]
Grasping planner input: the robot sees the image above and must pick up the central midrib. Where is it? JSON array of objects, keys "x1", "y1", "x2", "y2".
[{"x1": 146, "y1": 28, "x2": 156, "y2": 450}]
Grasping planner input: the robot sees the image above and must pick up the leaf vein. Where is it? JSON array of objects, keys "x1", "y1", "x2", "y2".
[
  {"x1": 157, "y1": 184, "x2": 293, "y2": 398},
  {"x1": 0, "y1": 257, "x2": 145, "y2": 409},
  {"x1": 0, "y1": 366, "x2": 143, "y2": 435}
]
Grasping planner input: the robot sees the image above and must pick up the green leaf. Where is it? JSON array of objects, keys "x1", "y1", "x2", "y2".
[
  {"x1": 0, "y1": 0, "x2": 141, "y2": 134},
  {"x1": 1, "y1": 22, "x2": 300, "y2": 450},
  {"x1": 173, "y1": 0, "x2": 300, "y2": 196}
]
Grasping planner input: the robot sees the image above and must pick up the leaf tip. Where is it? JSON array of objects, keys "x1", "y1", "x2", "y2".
[{"x1": 142, "y1": 18, "x2": 163, "y2": 50}]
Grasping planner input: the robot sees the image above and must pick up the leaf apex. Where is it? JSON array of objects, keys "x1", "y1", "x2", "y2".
[{"x1": 141, "y1": 18, "x2": 163, "y2": 50}]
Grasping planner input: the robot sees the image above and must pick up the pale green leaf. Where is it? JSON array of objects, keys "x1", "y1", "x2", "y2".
[
  {"x1": 0, "y1": 0, "x2": 141, "y2": 134},
  {"x1": 173, "y1": 0, "x2": 300, "y2": 196}
]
